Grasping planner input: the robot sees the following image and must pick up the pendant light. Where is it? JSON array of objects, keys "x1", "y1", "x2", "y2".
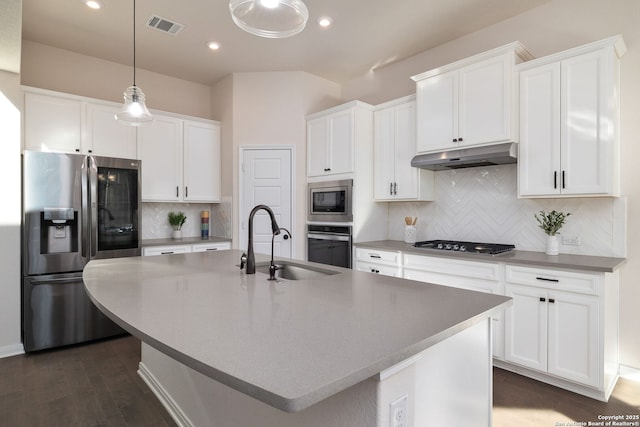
[
  {"x1": 229, "y1": 0, "x2": 309, "y2": 39},
  {"x1": 115, "y1": 0, "x2": 153, "y2": 125}
]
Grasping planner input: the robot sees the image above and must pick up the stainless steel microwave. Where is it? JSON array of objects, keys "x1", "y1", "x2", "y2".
[{"x1": 308, "y1": 179, "x2": 353, "y2": 222}]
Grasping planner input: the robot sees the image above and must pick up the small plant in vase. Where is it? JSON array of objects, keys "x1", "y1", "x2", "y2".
[
  {"x1": 168, "y1": 211, "x2": 187, "y2": 239},
  {"x1": 534, "y1": 210, "x2": 571, "y2": 255}
]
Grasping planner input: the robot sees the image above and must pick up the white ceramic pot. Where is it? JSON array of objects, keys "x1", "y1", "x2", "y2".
[
  {"x1": 404, "y1": 225, "x2": 417, "y2": 244},
  {"x1": 546, "y1": 235, "x2": 559, "y2": 255},
  {"x1": 171, "y1": 229, "x2": 183, "y2": 240}
]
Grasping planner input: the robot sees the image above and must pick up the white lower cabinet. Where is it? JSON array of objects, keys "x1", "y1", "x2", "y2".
[
  {"x1": 143, "y1": 241, "x2": 231, "y2": 256},
  {"x1": 402, "y1": 254, "x2": 505, "y2": 359},
  {"x1": 503, "y1": 264, "x2": 618, "y2": 400},
  {"x1": 354, "y1": 248, "x2": 401, "y2": 277}
]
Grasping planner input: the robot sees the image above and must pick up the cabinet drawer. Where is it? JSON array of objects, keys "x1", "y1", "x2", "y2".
[
  {"x1": 355, "y1": 248, "x2": 400, "y2": 266},
  {"x1": 505, "y1": 265, "x2": 600, "y2": 295},
  {"x1": 191, "y1": 242, "x2": 231, "y2": 252},
  {"x1": 403, "y1": 253, "x2": 500, "y2": 281},
  {"x1": 142, "y1": 245, "x2": 190, "y2": 256},
  {"x1": 355, "y1": 261, "x2": 401, "y2": 278}
]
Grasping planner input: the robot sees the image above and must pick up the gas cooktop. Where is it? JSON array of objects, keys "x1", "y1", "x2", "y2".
[{"x1": 413, "y1": 240, "x2": 515, "y2": 255}]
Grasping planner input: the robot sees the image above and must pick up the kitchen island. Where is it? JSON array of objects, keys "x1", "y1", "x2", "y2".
[{"x1": 83, "y1": 249, "x2": 511, "y2": 427}]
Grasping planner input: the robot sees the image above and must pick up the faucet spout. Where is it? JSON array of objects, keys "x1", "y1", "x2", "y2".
[{"x1": 245, "y1": 204, "x2": 281, "y2": 274}]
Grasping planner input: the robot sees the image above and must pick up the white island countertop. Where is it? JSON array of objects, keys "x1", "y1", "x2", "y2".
[{"x1": 83, "y1": 249, "x2": 511, "y2": 413}]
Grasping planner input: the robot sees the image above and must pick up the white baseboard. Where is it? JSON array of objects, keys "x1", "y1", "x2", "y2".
[
  {"x1": 137, "y1": 362, "x2": 194, "y2": 427},
  {"x1": 0, "y1": 343, "x2": 24, "y2": 359},
  {"x1": 620, "y1": 364, "x2": 640, "y2": 382}
]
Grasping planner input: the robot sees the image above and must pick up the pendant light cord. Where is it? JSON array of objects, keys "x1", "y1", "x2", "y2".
[{"x1": 133, "y1": 0, "x2": 136, "y2": 86}]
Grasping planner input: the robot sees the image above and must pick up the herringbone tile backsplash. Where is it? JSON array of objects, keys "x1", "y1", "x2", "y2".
[{"x1": 388, "y1": 165, "x2": 626, "y2": 257}]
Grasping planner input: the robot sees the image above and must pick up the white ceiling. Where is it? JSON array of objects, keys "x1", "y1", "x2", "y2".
[{"x1": 21, "y1": 0, "x2": 550, "y2": 86}]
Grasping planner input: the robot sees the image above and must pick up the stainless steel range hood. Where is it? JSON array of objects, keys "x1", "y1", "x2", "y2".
[{"x1": 410, "y1": 142, "x2": 518, "y2": 171}]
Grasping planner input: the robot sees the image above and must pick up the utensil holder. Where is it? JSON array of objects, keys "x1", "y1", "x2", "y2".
[{"x1": 404, "y1": 225, "x2": 417, "y2": 244}]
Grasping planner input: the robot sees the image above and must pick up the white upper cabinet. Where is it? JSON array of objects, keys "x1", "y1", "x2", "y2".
[
  {"x1": 518, "y1": 36, "x2": 625, "y2": 198},
  {"x1": 412, "y1": 43, "x2": 532, "y2": 153},
  {"x1": 183, "y1": 120, "x2": 221, "y2": 202},
  {"x1": 24, "y1": 92, "x2": 83, "y2": 153},
  {"x1": 86, "y1": 103, "x2": 137, "y2": 159},
  {"x1": 137, "y1": 115, "x2": 183, "y2": 202},
  {"x1": 24, "y1": 88, "x2": 136, "y2": 159},
  {"x1": 307, "y1": 101, "x2": 373, "y2": 178},
  {"x1": 374, "y1": 96, "x2": 434, "y2": 201},
  {"x1": 138, "y1": 114, "x2": 221, "y2": 203}
]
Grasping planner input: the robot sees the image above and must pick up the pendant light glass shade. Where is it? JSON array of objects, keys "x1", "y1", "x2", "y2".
[
  {"x1": 229, "y1": 0, "x2": 309, "y2": 38},
  {"x1": 115, "y1": 85, "x2": 153, "y2": 125},
  {"x1": 115, "y1": 0, "x2": 153, "y2": 125}
]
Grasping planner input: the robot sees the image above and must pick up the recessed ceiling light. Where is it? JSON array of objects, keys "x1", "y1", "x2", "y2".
[
  {"x1": 83, "y1": 0, "x2": 104, "y2": 10},
  {"x1": 207, "y1": 41, "x2": 222, "y2": 51},
  {"x1": 318, "y1": 16, "x2": 333, "y2": 28}
]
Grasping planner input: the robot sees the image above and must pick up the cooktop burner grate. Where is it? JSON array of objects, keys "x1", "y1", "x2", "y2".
[{"x1": 413, "y1": 240, "x2": 515, "y2": 255}]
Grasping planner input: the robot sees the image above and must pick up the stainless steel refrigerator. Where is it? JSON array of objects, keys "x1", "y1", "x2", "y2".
[{"x1": 22, "y1": 150, "x2": 141, "y2": 352}]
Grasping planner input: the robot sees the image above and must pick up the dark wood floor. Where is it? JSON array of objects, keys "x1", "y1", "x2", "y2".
[
  {"x1": 0, "y1": 335, "x2": 176, "y2": 427},
  {"x1": 1, "y1": 335, "x2": 638, "y2": 426}
]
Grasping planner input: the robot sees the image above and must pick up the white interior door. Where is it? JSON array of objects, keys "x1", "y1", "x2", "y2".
[{"x1": 240, "y1": 148, "x2": 293, "y2": 258}]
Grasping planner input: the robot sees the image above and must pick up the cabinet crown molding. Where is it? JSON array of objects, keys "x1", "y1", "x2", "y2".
[
  {"x1": 410, "y1": 41, "x2": 533, "y2": 82},
  {"x1": 517, "y1": 35, "x2": 626, "y2": 72}
]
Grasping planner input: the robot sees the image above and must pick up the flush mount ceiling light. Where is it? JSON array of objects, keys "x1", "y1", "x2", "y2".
[
  {"x1": 229, "y1": 0, "x2": 309, "y2": 38},
  {"x1": 115, "y1": 0, "x2": 153, "y2": 125}
]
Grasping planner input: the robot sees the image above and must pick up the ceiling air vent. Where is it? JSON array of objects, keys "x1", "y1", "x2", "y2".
[{"x1": 146, "y1": 15, "x2": 184, "y2": 36}]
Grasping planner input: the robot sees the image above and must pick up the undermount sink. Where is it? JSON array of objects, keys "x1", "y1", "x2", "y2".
[{"x1": 254, "y1": 261, "x2": 340, "y2": 281}]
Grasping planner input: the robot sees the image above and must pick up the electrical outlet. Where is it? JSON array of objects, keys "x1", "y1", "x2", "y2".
[
  {"x1": 390, "y1": 394, "x2": 408, "y2": 427},
  {"x1": 562, "y1": 235, "x2": 581, "y2": 246}
]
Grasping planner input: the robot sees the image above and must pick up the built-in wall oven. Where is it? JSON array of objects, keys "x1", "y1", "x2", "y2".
[
  {"x1": 307, "y1": 224, "x2": 352, "y2": 269},
  {"x1": 308, "y1": 179, "x2": 353, "y2": 223}
]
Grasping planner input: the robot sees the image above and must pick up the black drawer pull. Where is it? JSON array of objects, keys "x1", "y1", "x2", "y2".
[
  {"x1": 161, "y1": 251, "x2": 175, "y2": 255},
  {"x1": 206, "y1": 248, "x2": 218, "y2": 251},
  {"x1": 539, "y1": 297, "x2": 546, "y2": 302},
  {"x1": 369, "y1": 254, "x2": 382, "y2": 259},
  {"x1": 549, "y1": 298, "x2": 555, "y2": 304},
  {"x1": 536, "y1": 277, "x2": 559, "y2": 283}
]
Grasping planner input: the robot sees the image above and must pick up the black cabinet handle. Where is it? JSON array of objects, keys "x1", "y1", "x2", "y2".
[
  {"x1": 393, "y1": 182, "x2": 397, "y2": 195},
  {"x1": 161, "y1": 251, "x2": 175, "y2": 255},
  {"x1": 452, "y1": 138, "x2": 458, "y2": 142},
  {"x1": 549, "y1": 298, "x2": 555, "y2": 303},
  {"x1": 540, "y1": 297, "x2": 546, "y2": 302},
  {"x1": 185, "y1": 186, "x2": 188, "y2": 198},
  {"x1": 562, "y1": 170, "x2": 566, "y2": 189},
  {"x1": 176, "y1": 186, "x2": 179, "y2": 197},
  {"x1": 369, "y1": 254, "x2": 382, "y2": 259},
  {"x1": 554, "y1": 171, "x2": 558, "y2": 189},
  {"x1": 536, "y1": 277, "x2": 559, "y2": 283},
  {"x1": 459, "y1": 137, "x2": 463, "y2": 142},
  {"x1": 390, "y1": 182, "x2": 393, "y2": 195},
  {"x1": 75, "y1": 148, "x2": 80, "y2": 152}
]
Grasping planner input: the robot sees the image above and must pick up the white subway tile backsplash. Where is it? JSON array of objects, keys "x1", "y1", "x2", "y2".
[
  {"x1": 388, "y1": 164, "x2": 625, "y2": 257},
  {"x1": 141, "y1": 198, "x2": 232, "y2": 240}
]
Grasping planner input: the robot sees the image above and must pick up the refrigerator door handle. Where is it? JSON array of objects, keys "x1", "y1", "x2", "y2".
[
  {"x1": 30, "y1": 276, "x2": 84, "y2": 285},
  {"x1": 81, "y1": 157, "x2": 90, "y2": 261},
  {"x1": 87, "y1": 155, "x2": 98, "y2": 259}
]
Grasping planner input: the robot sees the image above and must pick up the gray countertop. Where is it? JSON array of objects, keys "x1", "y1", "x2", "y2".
[
  {"x1": 354, "y1": 240, "x2": 626, "y2": 273},
  {"x1": 142, "y1": 236, "x2": 231, "y2": 247},
  {"x1": 83, "y1": 249, "x2": 510, "y2": 413}
]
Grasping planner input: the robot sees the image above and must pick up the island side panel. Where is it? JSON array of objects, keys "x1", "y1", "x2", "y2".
[{"x1": 414, "y1": 318, "x2": 493, "y2": 427}]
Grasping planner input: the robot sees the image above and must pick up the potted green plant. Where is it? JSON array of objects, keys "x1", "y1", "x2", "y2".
[
  {"x1": 168, "y1": 211, "x2": 187, "y2": 240},
  {"x1": 534, "y1": 210, "x2": 571, "y2": 255}
]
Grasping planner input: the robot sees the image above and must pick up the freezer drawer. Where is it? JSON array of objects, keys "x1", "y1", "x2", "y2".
[{"x1": 23, "y1": 273, "x2": 125, "y2": 352}]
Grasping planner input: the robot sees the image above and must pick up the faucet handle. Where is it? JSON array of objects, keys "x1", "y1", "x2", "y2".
[{"x1": 240, "y1": 253, "x2": 247, "y2": 270}]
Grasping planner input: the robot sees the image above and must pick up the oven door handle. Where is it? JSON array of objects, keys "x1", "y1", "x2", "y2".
[{"x1": 307, "y1": 233, "x2": 351, "y2": 242}]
